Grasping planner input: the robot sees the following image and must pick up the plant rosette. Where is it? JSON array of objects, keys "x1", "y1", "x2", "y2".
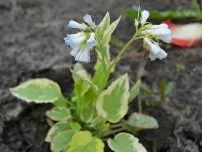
[{"x1": 10, "y1": 9, "x2": 171, "y2": 152}]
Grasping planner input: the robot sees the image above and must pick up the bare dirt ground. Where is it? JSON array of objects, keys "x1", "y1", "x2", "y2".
[{"x1": 0, "y1": 0, "x2": 202, "y2": 152}]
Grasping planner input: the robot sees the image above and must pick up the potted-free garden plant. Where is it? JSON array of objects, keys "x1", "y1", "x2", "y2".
[{"x1": 10, "y1": 9, "x2": 171, "y2": 152}]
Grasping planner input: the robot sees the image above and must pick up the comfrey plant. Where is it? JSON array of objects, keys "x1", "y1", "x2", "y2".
[{"x1": 10, "y1": 10, "x2": 171, "y2": 152}]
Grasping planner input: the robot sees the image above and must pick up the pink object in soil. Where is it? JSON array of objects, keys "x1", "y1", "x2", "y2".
[{"x1": 164, "y1": 20, "x2": 202, "y2": 47}]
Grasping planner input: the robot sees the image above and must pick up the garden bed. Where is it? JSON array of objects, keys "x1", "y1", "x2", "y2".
[{"x1": 0, "y1": 0, "x2": 202, "y2": 152}]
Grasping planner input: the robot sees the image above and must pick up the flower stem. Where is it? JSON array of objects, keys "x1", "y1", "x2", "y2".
[
  {"x1": 138, "y1": 94, "x2": 142, "y2": 113},
  {"x1": 109, "y1": 34, "x2": 141, "y2": 71}
]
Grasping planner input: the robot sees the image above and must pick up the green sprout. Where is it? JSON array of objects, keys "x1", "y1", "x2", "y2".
[{"x1": 176, "y1": 64, "x2": 186, "y2": 72}]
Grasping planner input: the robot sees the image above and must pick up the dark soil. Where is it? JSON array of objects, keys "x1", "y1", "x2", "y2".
[{"x1": 0, "y1": 0, "x2": 202, "y2": 152}]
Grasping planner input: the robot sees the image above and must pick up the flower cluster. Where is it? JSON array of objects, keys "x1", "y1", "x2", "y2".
[
  {"x1": 140, "y1": 10, "x2": 172, "y2": 61},
  {"x1": 64, "y1": 15, "x2": 96, "y2": 62}
]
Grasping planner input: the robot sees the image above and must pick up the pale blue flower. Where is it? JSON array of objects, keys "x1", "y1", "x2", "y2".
[
  {"x1": 68, "y1": 20, "x2": 88, "y2": 30},
  {"x1": 143, "y1": 23, "x2": 172, "y2": 43},
  {"x1": 83, "y1": 14, "x2": 96, "y2": 29},
  {"x1": 65, "y1": 15, "x2": 97, "y2": 62},
  {"x1": 144, "y1": 38, "x2": 167, "y2": 61},
  {"x1": 86, "y1": 33, "x2": 96, "y2": 48},
  {"x1": 64, "y1": 32, "x2": 86, "y2": 48},
  {"x1": 152, "y1": 23, "x2": 168, "y2": 29},
  {"x1": 64, "y1": 32, "x2": 96, "y2": 63},
  {"x1": 75, "y1": 47, "x2": 90, "y2": 62}
]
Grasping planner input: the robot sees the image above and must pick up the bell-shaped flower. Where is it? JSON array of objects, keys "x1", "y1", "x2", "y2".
[
  {"x1": 65, "y1": 14, "x2": 97, "y2": 62},
  {"x1": 144, "y1": 38, "x2": 167, "y2": 61},
  {"x1": 75, "y1": 33, "x2": 96, "y2": 62},
  {"x1": 144, "y1": 23, "x2": 172, "y2": 43},
  {"x1": 140, "y1": 10, "x2": 150, "y2": 24},
  {"x1": 153, "y1": 26, "x2": 172, "y2": 43},
  {"x1": 68, "y1": 20, "x2": 88, "y2": 30},
  {"x1": 64, "y1": 32, "x2": 86, "y2": 48},
  {"x1": 64, "y1": 32, "x2": 96, "y2": 63},
  {"x1": 83, "y1": 14, "x2": 96, "y2": 29},
  {"x1": 152, "y1": 23, "x2": 168, "y2": 30}
]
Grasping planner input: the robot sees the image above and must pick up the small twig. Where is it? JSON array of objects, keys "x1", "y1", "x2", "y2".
[
  {"x1": 136, "y1": 53, "x2": 148, "y2": 113},
  {"x1": 138, "y1": 94, "x2": 142, "y2": 113},
  {"x1": 152, "y1": 140, "x2": 157, "y2": 152},
  {"x1": 136, "y1": 53, "x2": 148, "y2": 80}
]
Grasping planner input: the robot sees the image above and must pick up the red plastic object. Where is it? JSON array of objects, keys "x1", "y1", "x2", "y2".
[{"x1": 164, "y1": 20, "x2": 202, "y2": 47}]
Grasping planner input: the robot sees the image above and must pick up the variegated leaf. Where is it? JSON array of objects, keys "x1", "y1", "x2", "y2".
[
  {"x1": 46, "y1": 107, "x2": 71, "y2": 121},
  {"x1": 72, "y1": 63, "x2": 98, "y2": 96},
  {"x1": 10, "y1": 78, "x2": 62, "y2": 103},
  {"x1": 127, "y1": 112, "x2": 158, "y2": 130},
  {"x1": 108, "y1": 132, "x2": 147, "y2": 152},
  {"x1": 66, "y1": 131, "x2": 104, "y2": 152},
  {"x1": 51, "y1": 130, "x2": 74, "y2": 152},
  {"x1": 96, "y1": 74, "x2": 130, "y2": 123}
]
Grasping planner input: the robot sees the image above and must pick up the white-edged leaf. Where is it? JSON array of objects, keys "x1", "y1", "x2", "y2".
[
  {"x1": 93, "y1": 60, "x2": 107, "y2": 90},
  {"x1": 127, "y1": 112, "x2": 159, "y2": 129},
  {"x1": 80, "y1": 105, "x2": 94, "y2": 123},
  {"x1": 129, "y1": 80, "x2": 141, "y2": 103},
  {"x1": 102, "y1": 16, "x2": 121, "y2": 45},
  {"x1": 96, "y1": 12, "x2": 110, "y2": 38},
  {"x1": 96, "y1": 74, "x2": 130, "y2": 123},
  {"x1": 51, "y1": 130, "x2": 74, "y2": 152},
  {"x1": 108, "y1": 132, "x2": 147, "y2": 152},
  {"x1": 10, "y1": 78, "x2": 62, "y2": 103},
  {"x1": 66, "y1": 131, "x2": 104, "y2": 152},
  {"x1": 46, "y1": 107, "x2": 71, "y2": 121},
  {"x1": 45, "y1": 121, "x2": 71, "y2": 142},
  {"x1": 45, "y1": 121, "x2": 81, "y2": 143},
  {"x1": 72, "y1": 63, "x2": 98, "y2": 96}
]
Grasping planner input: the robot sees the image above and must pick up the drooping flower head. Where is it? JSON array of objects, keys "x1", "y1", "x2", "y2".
[
  {"x1": 64, "y1": 14, "x2": 97, "y2": 63},
  {"x1": 144, "y1": 38, "x2": 167, "y2": 61},
  {"x1": 139, "y1": 10, "x2": 172, "y2": 61}
]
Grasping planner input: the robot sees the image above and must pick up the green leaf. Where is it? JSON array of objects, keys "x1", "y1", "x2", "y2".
[
  {"x1": 122, "y1": 8, "x2": 202, "y2": 21},
  {"x1": 93, "y1": 59, "x2": 108, "y2": 90},
  {"x1": 176, "y1": 64, "x2": 186, "y2": 72},
  {"x1": 46, "y1": 107, "x2": 71, "y2": 121},
  {"x1": 45, "y1": 121, "x2": 81, "y2": 143},
  {"x1": 96, "y1": 74, "x2": 130, "y2": 123},
  {"x1": 160, "y1": 79, "x2": 167, "y2": 97},
  {"x1": 160, "y1": 80, "x2": 175, "y2": 98},
  {"x1": 164, "y1": 81, "x2": 175, "y2": 96},
  {"x1": 66, "y1": 131, "x2": 104, "y2": 152},
  {"x1": 70, "y1": 122, "x2": 82, "y2": 132},
  {"x1": 96, "y1": 12, "x2": 110, "y2": 38},
  {"x1": 10, "y1": 78, "x2": 63, "y2": 103},
  {"x1": 80, "y1": 105, "x2": 94, "y2": 123},
  {"x1": 108, "y1": 132, "x2": 147, "y2": 152},
  {"x1": 102, "y1": 16, "x2": 121, "y2": 45},
  {"x1": 51, "y1": 130, "x2": 74, "y2": 152},
  {"x1": 129, "y1": 80, "x2": 141, "y2": 103},
  {"x1": 127, "y1": 112, "x2": 158, "y2": 130},
  {"x1": 72, "y1": 63, "x2": 98, "y2": 96},
  {"x1": 45, "y1": 121, "x2": 72, "y2": 142}
]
